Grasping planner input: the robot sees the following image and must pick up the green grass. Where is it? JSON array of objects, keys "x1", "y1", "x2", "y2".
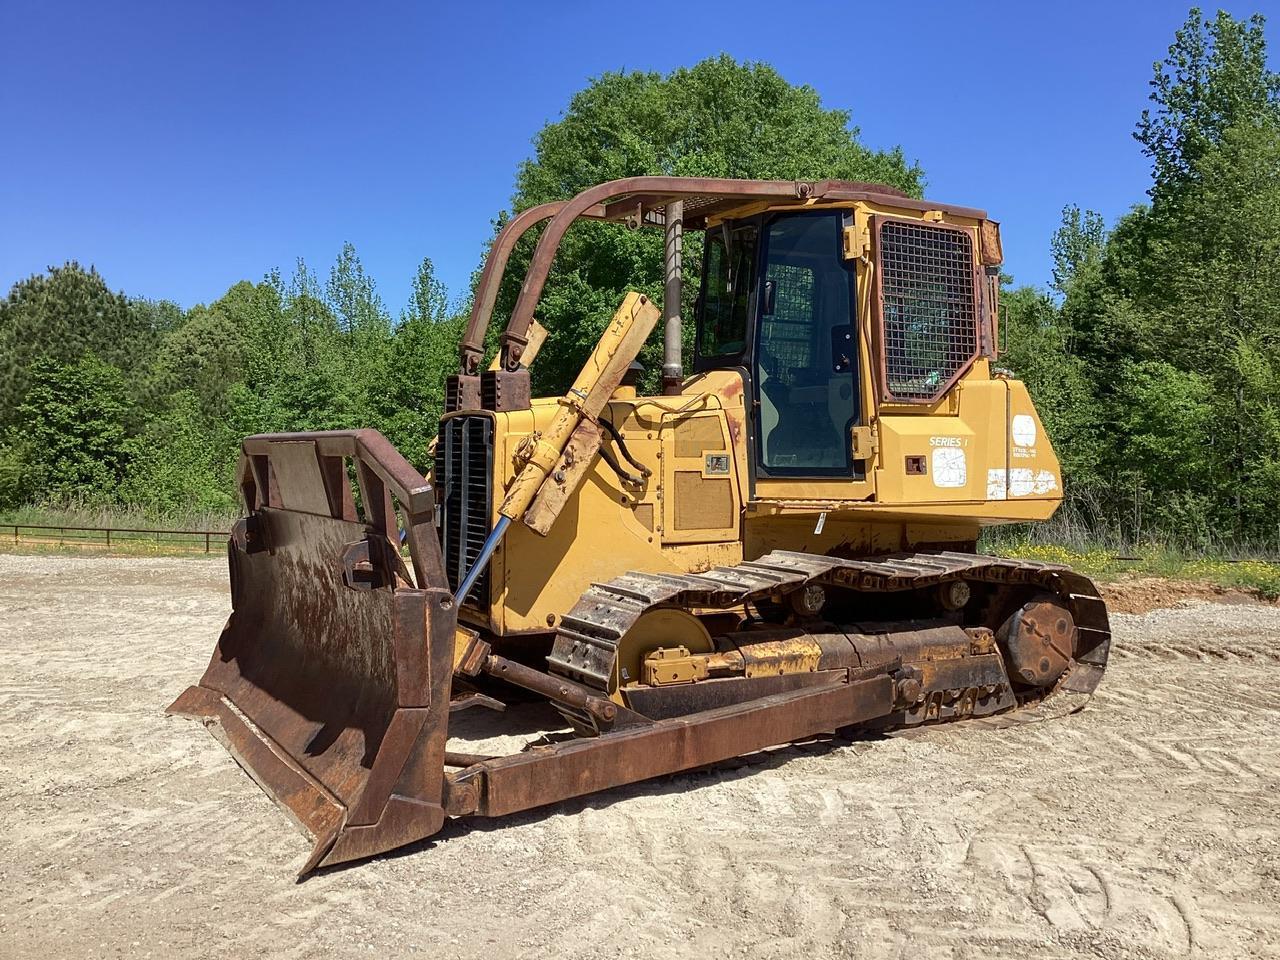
[
  {"x1": 0, "y1": 503, "x2": 239, "y2": 532},
  {"x1": 0, "y1": 539, "x2": 226, "y2": 558},
  {"x1": 985, "y1": 535, "x2": 1280, "y2": 600},
  {"x1": 0, "y1": 504, "x2": 239, "y2": 558},
  {"x1": 980, "y1": 498, "x2": 1280, "y2": 600}
]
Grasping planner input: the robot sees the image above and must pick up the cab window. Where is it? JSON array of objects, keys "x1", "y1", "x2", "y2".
[{"x1": 696, "y1": 224, "x2": 757, "y2": 361}]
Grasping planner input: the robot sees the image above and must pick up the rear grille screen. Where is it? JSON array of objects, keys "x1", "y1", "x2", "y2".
[
  {"x1": 877, "y1": 220, "x2": 978, "y2": 402},
  {"x1": 438, "y1": 416, "x2": 493, "y2": 609}
]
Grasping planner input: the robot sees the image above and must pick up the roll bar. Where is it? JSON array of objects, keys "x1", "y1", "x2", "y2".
[
  {"x1": 459, "y1": 202, "x2": 604, "y2": 376},
  {"x1": 460, "y1": 176, "x2": 986, "y2": 375}
]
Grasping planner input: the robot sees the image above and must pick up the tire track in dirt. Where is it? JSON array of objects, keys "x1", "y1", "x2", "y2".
[{"x1": 4, "y1": 555, "x2": 1280, "y2": 959}]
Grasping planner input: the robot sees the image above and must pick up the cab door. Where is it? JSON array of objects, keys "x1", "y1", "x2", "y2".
[{"x1": 751, "y1": 210, "x2": 874, "y2": 501}]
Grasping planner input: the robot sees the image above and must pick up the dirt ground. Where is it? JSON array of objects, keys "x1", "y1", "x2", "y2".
[{"x1": 2, "y1": 554, "x2": 1279, "y2": 960}]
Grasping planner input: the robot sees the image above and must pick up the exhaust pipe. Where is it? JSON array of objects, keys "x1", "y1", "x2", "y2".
[{"x1": 662, "y1": 200, "x2": 684, "y2": 395}]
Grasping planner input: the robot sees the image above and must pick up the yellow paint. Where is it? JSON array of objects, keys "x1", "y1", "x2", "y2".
[
  {"x1": 499, "y1": 292, "x2": 659, "y2": 524},
  {"x1": 467, "y1": 199, "x2": 1062, "y2": 639},
  {"x1": 614, "y1": 609, "x2": 712, "y2": 700},
  {"x1": 641, "y1": 646, "x2": 710, "y2": 686},
  {"x1": 482, "y1": 390, "x2": 747, "y2": 635},
  {"x1": 739, "y1": 636, "x2": 823, "y2": 678}
]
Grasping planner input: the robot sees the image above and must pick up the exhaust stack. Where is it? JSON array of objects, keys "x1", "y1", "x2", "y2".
[{"x1": 662, "y1": 200, "x2": 684, "y2": 395}]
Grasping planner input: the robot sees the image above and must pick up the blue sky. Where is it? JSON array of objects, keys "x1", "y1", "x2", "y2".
[{"x1": 3, "y1": 1, "x2": 1275, "y2": 315}]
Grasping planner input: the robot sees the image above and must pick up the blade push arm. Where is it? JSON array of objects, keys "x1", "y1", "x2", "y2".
[{"x1": 499, "y1": 291, "x2": 660, "y2": 534}]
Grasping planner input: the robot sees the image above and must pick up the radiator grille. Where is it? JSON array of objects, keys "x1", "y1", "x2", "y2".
[
  {"x1": 877, "y1": 220, "x2": 978, "y2": 402},
  {"x1": 438, "y1": 415, "x2": 493, "y2": 609}
]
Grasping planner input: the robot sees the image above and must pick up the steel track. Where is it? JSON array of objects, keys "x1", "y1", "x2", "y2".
[{"x1": 547, "y1": 550, "x2": 1111, "y2": 732}]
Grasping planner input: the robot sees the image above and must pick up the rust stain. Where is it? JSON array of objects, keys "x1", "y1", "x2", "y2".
[{"x1": 726, "y1": 417, "x2": 741, "y2": 446}]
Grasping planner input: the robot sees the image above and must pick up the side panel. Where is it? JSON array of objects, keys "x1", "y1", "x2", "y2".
[
  {"x1": 660, "y1": 410, "x2": 741, "y2": 544},
  {"x1": 875, "y1": 375, "x2": 1009, "y2": 506},
  {"x1": 490, "y1": 392, "x2": 747, "y2": 636},
  {"x1": 492, "y1": 402, "x2": 674, "y2": 634},
  {"x1": 860, "y1": 370, "x2": 1062, "y2": 524},
  {"x1": 998, "y1": 379, "x2": 1063, "y2": 503}
]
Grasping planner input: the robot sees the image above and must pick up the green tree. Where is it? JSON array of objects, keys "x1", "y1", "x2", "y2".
[
  {"x1": 0, "y1": 263, "x2": 158, "y2": 428},
  {"x1": 120, "y1": 390, "x2": 239, "y2": 514},
  {"x1": 230, "y1": 252, "x2": 386, "y2": 435},
  {"x1": 1136, "y1": 8, "x2": 1279, "y2": 202},
  {"x1": 374, "y1": 257, "x2": 464, "y2": 467},
  {"x1": 405, "y1": 255, "x2": 452, "y2": 326},
  {"x1": 211, "y1": 281, "x2": 289, "y2": 396},
  {"x1": 1049, "y1": 205, "x2": 1107, "y2": 299},
  {"x1": 1163, "y1": 118, "x2": 1280, "y2": 537},
  {"x1": 327, "y1": 241, "x2": 389, "y2": 337},
  {"x1": 330, "y1": 244, "x2": 393, "y2": 423},
  {"x1": 1231, "y1": 337, "x2": 1280, "y2": 532},
  {"x1": 0, "y1": 441, "x2": 25, "y2": 508},
  {"x1": 1113, "y1": 360, "x2": 1219, "y2": 543},
  {"x1": 129, "y1": 297, "x2": 185, "y2": 337},
  {"x1": 1126, "y1": 11, "x2": 1279, "y2": 539},
  {"x1": 999, "y1": 285, "x2": 1103, "y2": 488},
  {"x1": 1144, "y1": 117, "x2": 1280, "y2": 370},
  {"x1": 1036, "y1": 8, "x2": 1280, "y2": 544},
  {"x1": 147, "y1": 301, "x2": 249, "y2": 420},
  {"x1": 12, "y1": 354, "x2": 134, "y2": 501}
]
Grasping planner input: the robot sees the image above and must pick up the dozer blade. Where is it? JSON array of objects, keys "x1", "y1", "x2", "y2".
[{"x1": 167, "y1": 431, "x2": 457, "y2": 875}]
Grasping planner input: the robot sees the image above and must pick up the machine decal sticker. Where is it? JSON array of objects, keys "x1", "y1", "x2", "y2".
[
  {"x1": 931, "y1": 447, "x2": 967, "y2": 488},
  {"x1": 1012, "y1": 414, "x2": 1037, "y2": 448},
  {"x1": 704, "y1": 453, "x2": 730, "y2": 475},
  {"x1": 1009, "y1": 468, "x2": 1058, "y2": 497},
  {"x1": 987, "y1": 468, "x2": 1008, "y2": 500}
]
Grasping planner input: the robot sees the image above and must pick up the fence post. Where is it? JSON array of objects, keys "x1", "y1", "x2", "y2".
[
  {"x1": 106, "y1": 528, "x2": 111, "y2": 548},
  {"x1": 205, "y1": 532, "x2": 211, "y2": 553}
]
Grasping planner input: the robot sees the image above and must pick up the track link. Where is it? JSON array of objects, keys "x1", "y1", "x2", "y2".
[{"x1": 547, "y1": 550, "x2": 1111, "y2": 731}]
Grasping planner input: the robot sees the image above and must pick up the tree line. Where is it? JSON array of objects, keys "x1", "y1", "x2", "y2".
[
  {"x1": 1, "y1": 12, "x2": 1278, "y2": 551},
  {"x1": 0, "y1": 249, "x2": 462, "y2": 516},
  {"x1": 1001, "y1": 9, "x2": 1280, "y2": 549}
]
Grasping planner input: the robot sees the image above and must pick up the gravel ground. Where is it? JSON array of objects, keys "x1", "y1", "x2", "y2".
[{"x1": 2, "y1": 553, "x2": 1278, "y2": 960}]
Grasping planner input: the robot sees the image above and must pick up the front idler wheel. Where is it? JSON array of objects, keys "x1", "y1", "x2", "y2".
[{"x1": 998, "y1": 595, "x2": 1075, "y2": 689}]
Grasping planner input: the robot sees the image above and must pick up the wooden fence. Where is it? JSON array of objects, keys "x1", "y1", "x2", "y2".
[{"x1": 5, "y1": 523, "x2": 226, "y2": 553}]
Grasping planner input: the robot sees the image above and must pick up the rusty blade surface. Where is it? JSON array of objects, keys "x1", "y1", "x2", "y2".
[{"x1": 168, "y1": 431, "x2": 458, "y2": 875}]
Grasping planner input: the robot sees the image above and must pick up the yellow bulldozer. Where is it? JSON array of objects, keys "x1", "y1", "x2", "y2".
[{"x1": 169, "y1": 177, "x2": 1110, "y2": 874}]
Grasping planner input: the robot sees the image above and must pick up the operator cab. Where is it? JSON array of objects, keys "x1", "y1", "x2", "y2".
[{"x1": 694, "y1": 210, "x2": 861, "y2": 479}]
